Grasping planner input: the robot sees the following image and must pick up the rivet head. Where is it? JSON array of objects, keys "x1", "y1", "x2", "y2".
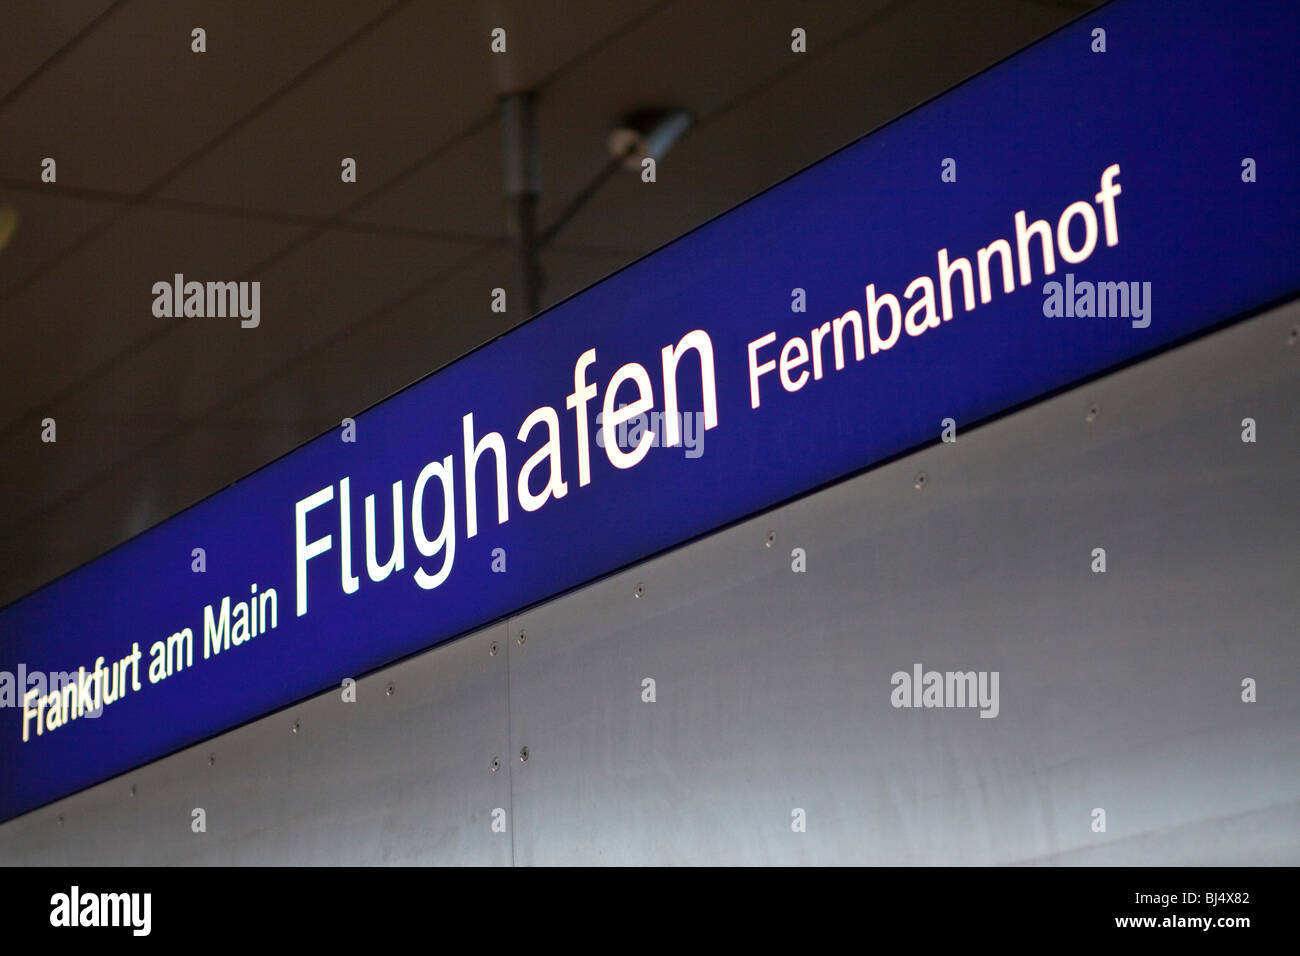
[
  {"x1": 634, "y1": 582, "x2": 645, "y2": 598},
  {"x1": 291, "y1": 719, "x2": 300, "y2": 735},
  {"x1": 517, "y1": 629, "x2": 527, "y2": 646},
  {"x1": 1086, "y1": 403, "x2": 1099, "y2": 422},
  {"x1": 208, "y1": 753, "x2": 216, "y2": 767},
  {"x1": 490, "y1": 757, "x2": 501, "y2": 773},
  {"x1": 914, "y1": 470, "x2": 928, "y2": 490},
  {"x1": 129, "y1": 785, "x2": 136, "y2": 798},
  {"x1": 56, "y1": 814, "x2": 64, "y2": 826},
  {"x1": 386, "y1": 682, "x2": 395, "y2": 697},
  {"x1": 765, "y1": 530, "x2": 776, "y2": 548},
  {"x1": 519, "y1": 746, "x2": 530, "y2": 762},
  {"x1": 489, "y1": 640, "x2": 499, "y2": 656}
]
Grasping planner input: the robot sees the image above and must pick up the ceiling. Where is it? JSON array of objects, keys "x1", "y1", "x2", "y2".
[{"x1": 0, "y1": 0, "x2": 1099, "y2": 606}]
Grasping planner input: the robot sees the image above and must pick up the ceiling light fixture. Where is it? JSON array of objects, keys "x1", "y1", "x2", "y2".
[{"x1": 607, "y1": 109, "x2": 694, "y2": 170}]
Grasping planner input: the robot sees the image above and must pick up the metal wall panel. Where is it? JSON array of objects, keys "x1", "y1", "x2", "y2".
[
  {"x1": 3, "y1": 301, "x2": 1298, "y2": 864},
  {"x1": 506, "y1": 300, "x2": 1300, "y2": 865}
]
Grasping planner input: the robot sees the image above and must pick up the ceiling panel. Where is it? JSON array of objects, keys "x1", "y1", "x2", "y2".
[
  {"x1": 0, "y1": 206, "x2": 306, "y2": 429},
  {"x1": 0, "y1": 0, "x2": 118, "y2": 102},
  {"x1": 344, "y1": 123, "x2": 508, "y2": 241},
  {"x1": 221, "y1": 241, "x2": 521, "y2": 431},
  {"x1": 154, "y1": 0, "x2": 664, "y2": 219},
  {"x1": 479, "y1": 0, "x2": 666, "y2": 93},
  {"x1": 0, "y1": 187, "x2": 122, "y2": 299},
  {"x1": 0, "y1": 0, "x2": 401, "y2": 193},
  {"x1": 0, "y1": 228, "x2": 483, "y2": 535},
  {"x1": 0, "y1": 415, "x2": 312, "y2": 603}
]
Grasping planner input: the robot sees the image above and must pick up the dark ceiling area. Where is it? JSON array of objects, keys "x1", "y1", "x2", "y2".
[{"x1": 0, "y1": 0, "x2": 1099, "y2": 606}]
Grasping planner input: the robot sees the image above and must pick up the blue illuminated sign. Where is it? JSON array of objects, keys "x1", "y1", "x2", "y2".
[{"x1": 2, "y1": 0, "x2": 1298, "y2": 822}]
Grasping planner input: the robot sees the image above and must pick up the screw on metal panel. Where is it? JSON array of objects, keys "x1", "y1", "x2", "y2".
[
  {"x1": 56, "y1": 814, "x2": 64, "y2": 825},
  {"x1": 519, "y1": 746, "x2": 529, "y2": 762},
  {"x1": 1085, "y1": 403, "x2": 1100, "y2": 423},
  {"x1": 517, "y1": 629, "x2": 527, "y2": 646},
  {"x1": 634, "y1": 582, "x2": 645, "y2": 598},
  {"x1": 490, "y1": 757, "x2": 501, "y2": 773},
  {"x1": 914, "y1": 470, "x2": 928, "y2": 490},
  {"x1": 129, "y1": 785, "x2": 136, "y2": 798},
  {"x1": 489, "y1": 640, "x2": 500, "y2": 656},
  {"x1": 386, "y1": 682, "x2": 395, "y2": 697},
  {"x1": 292, "y1": 719, "x2": 300, "y2": 734},
  {"x1": 208, "y1": 754, "x2": 216, "y2": 767},
  {"x1": 765, "y1": 530, "x2": 776, "y2": 548}
]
